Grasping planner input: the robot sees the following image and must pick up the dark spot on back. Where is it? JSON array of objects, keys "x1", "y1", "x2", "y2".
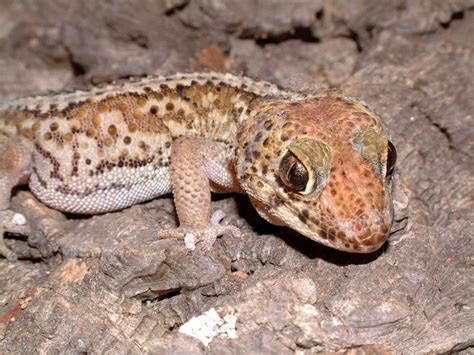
[
  {"x1": 298, "y1": 213, "x2": 308, "y2": 223},
  {"x1": 302, "y1": 209, "x2": 309, "y2": 219}
]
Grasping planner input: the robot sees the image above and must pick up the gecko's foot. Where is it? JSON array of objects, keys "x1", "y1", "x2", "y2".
[
  {"x1": 0, "y1": 209, "x2": 31, "y2": 260},
  {"x1": 156, "y1": 210, "x2": 240, "y2": 250}
]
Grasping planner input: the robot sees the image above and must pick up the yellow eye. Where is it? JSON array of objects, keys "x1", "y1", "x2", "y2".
[
  {"x1": 279, "y1": 152, "x2": 309, "y2": 191},
  {"x1": 386, "y1": 141, "x2": 397, "y2": 178}
]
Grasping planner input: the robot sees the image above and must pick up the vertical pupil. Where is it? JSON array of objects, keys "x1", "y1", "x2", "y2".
[
  {"x1": 287, "y1": 162, "x2": 298, "y2": 182},
  {"x1": 288, "y1": 161, "x2": 308, "y2": 190},
  {"x1": 279, "y1": 152, "x2": 309, "y2": 192}
]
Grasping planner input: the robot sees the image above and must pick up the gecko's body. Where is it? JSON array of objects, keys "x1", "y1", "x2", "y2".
[{"x1": 0, "y1": 72, "x2": 396, "y2": 258}]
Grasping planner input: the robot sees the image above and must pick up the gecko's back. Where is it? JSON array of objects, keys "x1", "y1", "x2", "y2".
[{"x1": 0, "y1": 73, "x2": 298, "y2": 213}]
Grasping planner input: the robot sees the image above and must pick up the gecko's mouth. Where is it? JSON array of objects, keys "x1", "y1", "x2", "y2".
[{"x1": 282, "y1": 208, "x2": 389, "y2": 253}]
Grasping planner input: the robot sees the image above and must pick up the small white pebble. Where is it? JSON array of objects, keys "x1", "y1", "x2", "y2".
[
  {"x1": 179, "y1": 308, "x2": 237, "y2": 346},
  {"x1": 184, "y1": 233, "x2": 196, "y2": 251},
  {"x1": 220, "y1": 313, "x2": 238, "y2": 339},
  {"x1": 12, "y1": 213, "x2": 27, "y2": 226}
]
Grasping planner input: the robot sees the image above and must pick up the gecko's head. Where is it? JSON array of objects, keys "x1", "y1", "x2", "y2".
[{"x1": 236, "y1": 93, "x2": 397, "y2": 253}]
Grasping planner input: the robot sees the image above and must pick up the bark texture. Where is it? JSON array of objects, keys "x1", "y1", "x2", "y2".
[{"x1": 0, "y1": 1, "x2": 473, "y2": 353}]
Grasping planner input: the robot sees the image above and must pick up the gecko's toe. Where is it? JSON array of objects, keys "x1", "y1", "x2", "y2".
[
  {"x1": 156, "y1": 224, "x2": 240, "y2": 251},
  {"x1": 199, "y1": 225, "x2": 241, "y2": 251}
]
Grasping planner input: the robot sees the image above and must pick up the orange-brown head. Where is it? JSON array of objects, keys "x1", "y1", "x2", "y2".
[{"x1": 236, "y1": 92, "x2": 396, "y2": 253}]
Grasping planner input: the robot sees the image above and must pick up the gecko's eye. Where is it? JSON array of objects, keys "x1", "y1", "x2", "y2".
[
  {"x1": 278, "y1": 138, "x2": 329, "y2": 195},
  {"x1": 279, "y1": 152, "x2": 309, "y2": 191},
  {"x1": 386, "y1": 141, "x2": 397, "y2": 178}
]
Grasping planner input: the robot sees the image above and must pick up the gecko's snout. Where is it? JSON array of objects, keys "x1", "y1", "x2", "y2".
[{"x1": 335, "y1": 209, "x2": 391, "y2": 251}]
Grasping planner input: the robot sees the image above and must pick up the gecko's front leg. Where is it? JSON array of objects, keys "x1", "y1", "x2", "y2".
[
  {"x1": 156, "y1": 137, "x2": 241, "y2": 249},
  {"x1": 0, "y1": 137, "x2": 32, "y2": 259}
]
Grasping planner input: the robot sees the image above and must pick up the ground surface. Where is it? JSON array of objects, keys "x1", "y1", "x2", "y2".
[{"x1": 0, "y1": 1, "x2": 473, "y2": 353}]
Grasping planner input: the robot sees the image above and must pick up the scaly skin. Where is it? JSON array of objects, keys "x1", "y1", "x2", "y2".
[{"x1": 0, "y1": 72, "x2": 396, "y2": 258}]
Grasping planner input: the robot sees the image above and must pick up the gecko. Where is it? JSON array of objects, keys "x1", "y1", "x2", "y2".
[{"x1": 0, "y1": 72, "x2": 397, "y2": 259}]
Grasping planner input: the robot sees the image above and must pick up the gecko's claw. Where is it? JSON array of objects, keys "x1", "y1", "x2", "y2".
[
  {"x1": 156, "y1": 220, "x2": 240, "y2": 251},
  {"x1": 156, "y1": 225, "x2": 240, "y2": 250}
]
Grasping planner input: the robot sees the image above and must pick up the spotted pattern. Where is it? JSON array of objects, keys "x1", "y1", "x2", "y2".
[
  {"x1": 236, "y1": 91, "x2": 395, "y2": 253},
  {"x1": 0, "y1": 73, "x2": 395, "y2": 252},
  {"x1": 0, "y1": 73, "x2": 284, "y2": 213}
]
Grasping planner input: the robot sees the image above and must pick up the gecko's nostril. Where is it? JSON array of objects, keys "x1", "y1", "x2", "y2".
[
  {"x1": 354, "y1": 222, "x2": 364, "y2": 233},
  {"x1": 353, "y1": 223, "x2": 371, "y2": 240},
  {"x1": 337, "y1": 211, "x2": 390, "y2": 246},
  {"x1": 352, "y1": 213, "x2": 370, "y2": 237}
]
